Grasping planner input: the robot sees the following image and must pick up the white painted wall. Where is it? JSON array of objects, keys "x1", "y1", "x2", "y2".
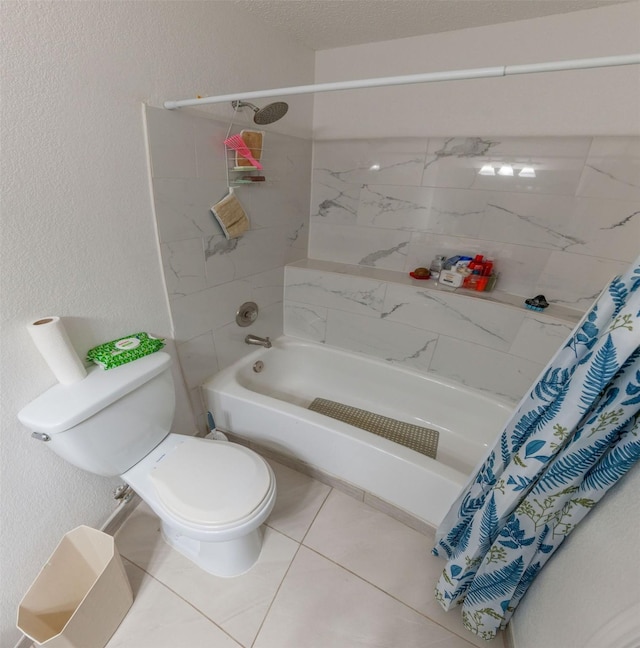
[
  {"x1": 0, "y1": 2, "x2": 313, "y2": 645},
  {"x1": 314, "y1": 2, "x2": 640, "y2": 139}
]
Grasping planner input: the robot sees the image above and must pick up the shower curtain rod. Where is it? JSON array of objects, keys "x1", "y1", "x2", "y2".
[{"x1": 163, "y1": 53, "x2": 640, "y2": 109}]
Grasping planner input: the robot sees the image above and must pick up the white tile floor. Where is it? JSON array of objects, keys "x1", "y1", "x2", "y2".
[{"x1": 110, "y1": 459, "x2": 505, "y2": 648}]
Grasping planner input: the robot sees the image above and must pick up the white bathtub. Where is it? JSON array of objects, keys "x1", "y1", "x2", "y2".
[{"x1": 202, "y1": 337, "x2": 513, "y2": 527}]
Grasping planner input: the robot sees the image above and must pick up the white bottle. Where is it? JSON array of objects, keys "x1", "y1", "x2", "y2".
[{"x1": 429, "y1": 255, "x2": 446, "y2": 278}]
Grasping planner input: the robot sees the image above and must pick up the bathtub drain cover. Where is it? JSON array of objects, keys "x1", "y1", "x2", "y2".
[{"x1": 308, "y1": 398, "x2": 439, "y2": 460}]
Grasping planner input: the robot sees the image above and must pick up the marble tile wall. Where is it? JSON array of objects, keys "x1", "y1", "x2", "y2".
[
  {"x1": 288, "y1": 136, "x2": 638, "y2": 401},
  {"x1": 145, "y1": 107, "x2": 311, "y2": 429},
  {"x1": 310, "y1": 136, "x2": 638, "y2": 309},
  {"x1": 148, "y1": 121, "x2": 638, "y2": 413},
  {"x1": 284, "y1": 260, "x2": 581, "y2": 402}
]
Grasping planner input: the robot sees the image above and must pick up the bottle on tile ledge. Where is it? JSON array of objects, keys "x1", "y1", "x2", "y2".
[
  {"x1": 462, "y1": 255, "x2": 482, "y2": 289},
  {"x1": 465, "y1": 269, "x2": 482, "y2": 290},
  {"x1": 477, "y1": 262, "x2": 498, "y2": 292},
  {"x1": 429, "y1": 255, "x2": 446, "y2": 279},
  {"x1": 485, "y1": 272, "x2": 499, "y2": 291}
]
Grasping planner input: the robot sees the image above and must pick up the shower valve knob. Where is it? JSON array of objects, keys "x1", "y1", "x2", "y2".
[{"x1": 236, "y1": 301, "x2": 259, "y2": 327}]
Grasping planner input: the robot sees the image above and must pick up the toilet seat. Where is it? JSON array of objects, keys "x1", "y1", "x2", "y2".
[{"x1": 149, "y1": 440, "x2": 272, "y2": 526}]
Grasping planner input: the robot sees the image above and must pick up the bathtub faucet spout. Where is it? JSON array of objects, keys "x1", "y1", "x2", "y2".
[{"x1": 245, "y1": 334, "x2": 272, "y2": 348}]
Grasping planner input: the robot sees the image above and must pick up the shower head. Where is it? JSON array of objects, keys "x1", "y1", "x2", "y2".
[{"x1": 231, "y1": 100, "x2": 289, "y2": 125}]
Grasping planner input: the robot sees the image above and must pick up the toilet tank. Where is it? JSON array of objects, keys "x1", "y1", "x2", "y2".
[{"x1": 18, "y1": 352, "x2": 175, "y2": 477}]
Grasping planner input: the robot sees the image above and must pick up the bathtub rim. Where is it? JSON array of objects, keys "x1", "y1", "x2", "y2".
[
  {"x1": 205, "y1": 335, "x2": 517, "y2": 412},
  {"x1": 202, "y1": 336, "x2": 515, "y2": 526}
]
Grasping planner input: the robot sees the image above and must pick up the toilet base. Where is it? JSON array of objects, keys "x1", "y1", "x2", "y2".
[{"x1": 160, "y1": 521, "x2": 263, "y2": 578}]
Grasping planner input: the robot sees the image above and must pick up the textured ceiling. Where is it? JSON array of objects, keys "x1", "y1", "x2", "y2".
[{"x1": 231, "y1": 0, "x2": 630, "y2": 50}]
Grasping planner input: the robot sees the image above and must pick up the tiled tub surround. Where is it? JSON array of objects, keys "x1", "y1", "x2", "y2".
[
  {"x1": 284, "y1": 259, "x2": 581, "y2": 403},
  {"x1": 310, "y1": 136, "x2": 638, "y2": 309},
  {"x1": 145, "y1": 107, "x2": 311, "y2": 427}
]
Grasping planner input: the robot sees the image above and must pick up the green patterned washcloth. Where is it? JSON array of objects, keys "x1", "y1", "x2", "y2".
[{"x1": 87, "y1": 332, "x2": 165, "y2": 369}]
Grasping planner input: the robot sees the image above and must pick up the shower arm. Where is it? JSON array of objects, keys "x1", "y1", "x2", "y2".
[{"x1": 163, "y1": 53, "x2": 640, "y2": 109}]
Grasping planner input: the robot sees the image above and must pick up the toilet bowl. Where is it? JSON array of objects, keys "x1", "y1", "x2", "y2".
[
  {"x1": 123, "y1": 434, "x2": 276, "y2": 577},
  {"x1": 17, "y1": 351, "x2": 276, "y2": 578}
]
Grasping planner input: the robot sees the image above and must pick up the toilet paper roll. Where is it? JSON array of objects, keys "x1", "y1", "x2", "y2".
[{"x1": 27, "y1": 316, "x2": 87, "y2": 385}]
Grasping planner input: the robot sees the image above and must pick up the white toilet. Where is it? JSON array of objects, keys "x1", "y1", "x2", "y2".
[{"x1": 18, "y1": 352, "x2": 276, "y2": 577}]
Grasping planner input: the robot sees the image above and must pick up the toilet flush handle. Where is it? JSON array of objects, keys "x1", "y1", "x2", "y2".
[{"x1": 31, "y1": 431, "x2": 51, "y2": 442}]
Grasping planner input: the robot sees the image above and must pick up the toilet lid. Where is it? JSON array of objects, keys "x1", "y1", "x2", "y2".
[{"x1": 149, "y1": 440, "x2": 272, "y2": 526}]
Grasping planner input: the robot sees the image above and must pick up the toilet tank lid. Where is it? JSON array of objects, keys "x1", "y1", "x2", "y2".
[{"x1": 18, "y1": 352, "x2": 172, "y2": 435}]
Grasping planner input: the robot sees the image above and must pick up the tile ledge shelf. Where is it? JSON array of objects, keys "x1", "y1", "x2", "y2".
[{"x1": 288, "y1": 258, "x2": 584, "y2": 326}]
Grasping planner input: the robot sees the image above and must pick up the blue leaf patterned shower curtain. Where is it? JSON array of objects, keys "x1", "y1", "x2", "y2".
[{"x1": 433, "y1": 256, "x2": 640, "y2": 640}]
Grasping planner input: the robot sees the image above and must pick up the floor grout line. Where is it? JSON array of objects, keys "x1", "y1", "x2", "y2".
[
  {"x1": 119, "y1": 556, "x2": 245, "y2": 646},
  {"x1": 288, "y1": 485, "x2": 492, "y2": 646},
  {"x1": 299, "y1": 545, "x2": 485, "y2": 648},
  {"x1": 299, "y1": 485, "x2": 334, "y2": 545},
  {"x1": 251, "y1": 486, "x2": 334, "y2": 647},
  {"x1": 248, "y1": 543, "x2": 304, "y2": 648}
]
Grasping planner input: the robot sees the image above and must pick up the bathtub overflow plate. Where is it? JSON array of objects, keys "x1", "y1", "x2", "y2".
[
  {"x1": 236, "y1": 301, "x2": 259, "y2": 327},
  {"x1": 253, "y1": 361, "x2": 264, "y2": 373}
]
